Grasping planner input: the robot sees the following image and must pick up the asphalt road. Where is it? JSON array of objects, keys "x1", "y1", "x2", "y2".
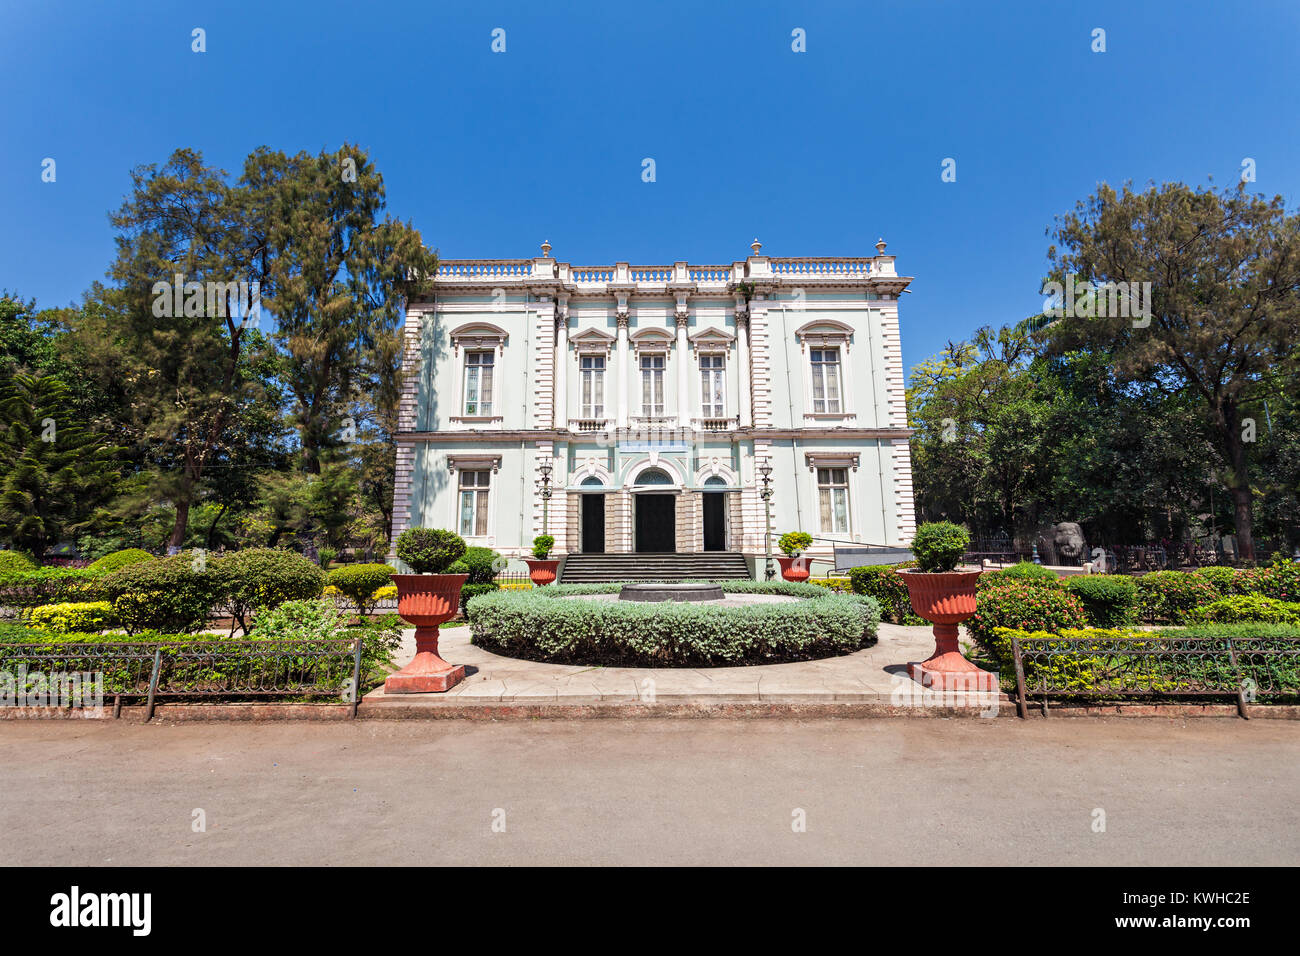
[{"x1": 1, "y1": 718, "x2": 1295, "y2": 866}]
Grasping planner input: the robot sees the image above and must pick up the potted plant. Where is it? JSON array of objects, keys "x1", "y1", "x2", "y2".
[
  {"x1": 898, "y1": 521, "x2": 995, "y2": 692},
  {"x1": 524, "y1": 534, "x2": 559, "y2": 586},
  {"x1": 384, "y1": 528, "x2": 469, "y2": 694},
  {"x1": 776, "y1": 531, "x2": 813, "y2": 582}
]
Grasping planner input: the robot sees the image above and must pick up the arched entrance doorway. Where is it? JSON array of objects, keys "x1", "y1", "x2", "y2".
[
  {"x1": 702, "y1": 475, "x2": 727, "y2": 551},
  {"x1": 633, "y1": 468, "x2": 675, "y2": 553},
  {"x1": 580, "y1": 476, "x2": 605, "y2": 553}
]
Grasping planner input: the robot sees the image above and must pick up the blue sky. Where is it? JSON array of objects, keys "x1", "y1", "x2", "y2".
[{"x1": 3, "y1": 0, "x2": 1298, "y2": 374}]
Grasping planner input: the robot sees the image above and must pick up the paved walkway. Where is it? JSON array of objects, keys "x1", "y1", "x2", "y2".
[{"x1": 363, "y1": 622, "x2": 992, "y2": 711}]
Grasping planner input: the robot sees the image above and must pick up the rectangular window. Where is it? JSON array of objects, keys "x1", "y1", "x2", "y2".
[
  {"x1": 640, "y1": 353, "x2": 665, "y2": 416},
  {"x1": 817, "y1": 467, "x2": 850, "y2": 534},
  {"x1": 463, "y1": 351, "x2": 495, "y2": 417},
  {"x1": 810, "y1": 347, "x2": 842, "y2": 414},
  {"x1": 580, "y1": 354, "x2": 605, "y2": 418},
  {"x1": 699, "y1": 354, "x2": 726, "y2": 418},
  {"x1": 458, "y1": 470, "x2": 491, "y2": 537}
]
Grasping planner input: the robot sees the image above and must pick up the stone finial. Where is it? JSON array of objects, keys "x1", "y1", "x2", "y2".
[
  {"x1": 541, "y1": 239, "x2": 552, "y2": 257},
  {"x1": 875, "y1": 238, "x2": 887, "y2": 255},
  {"x1": 750, "y1": 238, "x2": 762, "y2": 255}
]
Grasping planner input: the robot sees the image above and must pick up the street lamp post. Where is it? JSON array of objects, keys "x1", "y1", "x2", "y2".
[
  {"x1": 538, "y1": 460, "x2": 553, "y2": 537},
  {"x1": 758, "y1": 458, "x2": 774, "y2": 581}
]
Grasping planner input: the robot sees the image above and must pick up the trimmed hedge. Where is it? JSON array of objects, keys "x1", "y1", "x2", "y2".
[
  {"x1": 1063, "y1": 574, "x2": 1139, "y2": 627},
  {"x1": 327, "y1": 563, "x2": 395, "y2": 617},
  {"x1": 967, "y1": 582, "x2": 1088, "y2": 650},
  {"x1": 978, "y1": 562, "x2": 1060, "y2": 590},
  {"x1": 99, "y1": 556, "x2": 225, "y2": 634},
  {"x1": 1193, "y1": 565, "x2": 1253, "y2": 596},
  {"x1": 466, "y1": 582, "x2": 880, "y2": 666},
  {"x1": 449, "y1": 546, "x2": 501, "y2": 585},
  {"x1": 27, "y1": 601, "x2": 118, "y2": 633},
  {"x1": 212, "y1": 548, "x2": 326, "y2": 633},
  {"x1": 1136, "y1": 571, "x2": 1221, "y2": 624},
  {"x1": 0, "y1": 551, "x2": 36, "y2": 574},
  {"x1": 849, "y1": 563, "x2": 925, "y2": 624},
  {"x1": 87, "y1": 548, "x2": 155, "y2": 575},
  {"x1": 1187, "y1": 594, "x2": 1300, "y2": 625}
]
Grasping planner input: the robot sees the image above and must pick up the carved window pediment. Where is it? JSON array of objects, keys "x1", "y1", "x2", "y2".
[
  {"x1": 450, "y1": 322, "x2": 508, "y2": 356},
  {"x1": 804, "y1": 452, "x2": 859, "y2": 472},
  {"x1": 688, "y1": 326, "x2": 736, "y2": 352},
  {"x1": 794, "y1": 318, "x2": 854, "y2": 352},
  {"x1": 448, "y1": 454, "x2": 502, "y2": 474},
  {"x1": 570, "y1": 326, "x2": 616, "y2": 355},
  {"x1": 630, "y1": 327, "x2": 675, "y2": 353}
]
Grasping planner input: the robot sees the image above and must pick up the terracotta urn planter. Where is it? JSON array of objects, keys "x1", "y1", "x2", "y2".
[
  {"x1": 777, "y1": 555, "x2": 811, "y2": 582},
  {"x1": 383, "y1": 573, "x2": 468, "y2": 694},
  {"x1": 898, "y1": 568, "x2": 996, "y2": 692},
  {"x1": 524, "y1": 558, "x2": 560, "y2": 587}
]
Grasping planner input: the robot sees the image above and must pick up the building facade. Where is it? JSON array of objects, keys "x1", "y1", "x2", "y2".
[{"x1": 390, "y1": 240, "x2": 916, "y2": 574}]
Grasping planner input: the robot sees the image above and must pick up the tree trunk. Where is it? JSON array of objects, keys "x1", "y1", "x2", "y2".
[
  {"x1": 168, "y1": 497, "x2": 191, "y2": 552},
  {"x1": 1219, "y1": 409, "x2": 1256, "y2": 562}
]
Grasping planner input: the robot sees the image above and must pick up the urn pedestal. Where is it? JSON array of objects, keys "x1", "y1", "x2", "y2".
[
  {"x1": 777, "y1": 556, "x2": 811, "y2": 582},
  {"x1": 524, "y1": 558, "x2": 560, "y2": 587},
  {"x1": 384, "y1": 573, "x2": 468, "y2": 694},
  {"x1": 899, "y1": 569, "x2": 997, "y2": 693}
]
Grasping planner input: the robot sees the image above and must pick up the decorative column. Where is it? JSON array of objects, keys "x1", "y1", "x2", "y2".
[
  {"x1": 675, "y1": 308, "x2": 691, "y2": 427},
  {"x1": 616, "y1": 311, "x2": 630, "y2": 428},
  {"x1": 554, "y1": 301, "x2": 569, "y2": 429},
  {"x1": 735, "y1": 305, "x2": 752, "y2": 428}
]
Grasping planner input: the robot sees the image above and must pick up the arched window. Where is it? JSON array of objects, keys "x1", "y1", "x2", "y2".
[
  {"x1": 703, "y1": 476, "x2": 727, "y2": 488},
  {"x1": 581, "y1": 476, "x2": 605, "y2": 488},
  {"x1": 634, "y1": 468, "x2": 673, "y2": 486}
]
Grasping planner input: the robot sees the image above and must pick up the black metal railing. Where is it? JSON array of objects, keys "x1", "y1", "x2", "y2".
[
  {"x1": 1009, "y1": 634, "x2": 1300, "y2": 719},
  {"x1": 0, "y1": 638, "x2": 363, "y2": 720}
]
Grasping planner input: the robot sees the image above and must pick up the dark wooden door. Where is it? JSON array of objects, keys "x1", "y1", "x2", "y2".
[
  {"x1": 582, "y1": 494, "x2": 605, "y2": 553},
  {"x1": 703, "y1": 493, "x2": 725, "y2": 551},
  {"x1": 635, "y1": 494, "x2": 676, "y2": 552}
]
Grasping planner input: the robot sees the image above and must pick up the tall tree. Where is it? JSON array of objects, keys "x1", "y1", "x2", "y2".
[
  {"x1": 236, "y1": 144, "x2": 435, "y2": 473},
  {"x1": 1048, "y1": 181, "x2": 1300, "y2": 559},
  {"x1": 85, "y1": 150, "x2": 267, "y2": 550},
  {"x1": 0, "y1": 374, "x2": 120, "y2": 560}
]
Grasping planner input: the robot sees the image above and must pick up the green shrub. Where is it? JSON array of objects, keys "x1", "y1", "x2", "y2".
[
  {"x1": 27, "y1": 601, "x2": 118, "y2": 633},
  {"x1": 87, "y1": 548, "x2": 155, "y2": 575},
  {"x1": 213, "y1": 548, "x2": 326, "y2": 634},
  {"x1": 979, "y1": 561, "x2": 1061, "y2": 590},
  {"x1": 448, "y1": 546, "x2": 501, "y2": 585},
  {"x1": 1252, "y1": 560, "x2": 1300, "y2": 603},
  {"x1": 0, "y1": 551, "x2": 36, "y2": 574},
  {"x1": 327, "y1": 563, "x2": 395, "y2": 617},
  {"x1": 1063, "y1": 574, "x2": 1139, "y2": 627},
  {"x1": 910, "y1": 521, "x2": 969, "y2": 573},
  {"x1": 249, "y1": 599, "x2": 403, "y2": 690},
  {"x1": 810, "y1": 576, "x2": 851, "y2": 593},
  {"x1": 532, "y1": 534, "x2": 555, "y2": 559},
  {"x1": 849, "y1": 564, "x2": 925, "y2": 623},
  {"x1": 467, "y1": 582, "x2": 880, "y2": 667},
  {"x1": 317, "y1": 546, "x2": 338, "y2": 569},
  {"x1": 1186, "y1": 594, "x2": 1300, "y2": 625},
  {"x1": 1136, "y1": 570, "x2": 1221, "y2": 624},
  {"x1": 100, "y1": 555, "x2": 224, "y2": 634},
  {"x1": 0, "y1": 567, "x2": 104, "y2": 607},
  {"x1": 778, "y1": 531, "x2": 813, "y2": 556},
  {"x1": 1193, "y1": 565, "x2": 1252, "y2": 596},
  {"x1": 395, "y1": 528, "x2": 466, "y2": 574},
  {"x1": 460, "y1": 581, "x2": 500, "y2": 614},
  {"x1": 967, "y1": 582, "x2": 1088, "y2": 649}
]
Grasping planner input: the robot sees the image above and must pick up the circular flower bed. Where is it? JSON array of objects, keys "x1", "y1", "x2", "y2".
[{"x1": 465, "y1": 581, "x2": 881, "y2": 667}]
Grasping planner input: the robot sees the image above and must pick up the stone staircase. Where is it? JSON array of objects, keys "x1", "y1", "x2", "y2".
[{"x1": 559, "y1": 552, "x2": 752, "y2": 583}]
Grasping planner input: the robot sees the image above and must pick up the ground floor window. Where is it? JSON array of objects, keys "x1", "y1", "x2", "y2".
[
  {"x1": 817, "y1": 467, "x2": 850, "y2": 533},
  {"x1": 458, "y1": 469, "x2": 490, "y2": 536}
]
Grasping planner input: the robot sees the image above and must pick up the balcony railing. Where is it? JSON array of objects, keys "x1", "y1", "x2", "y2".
[
  {"x1": 569, "y1": 418, "x2": 611, "y2": 433},
  {"x1": 693, "y1": 416, "x2": 738, "y2": 431}
]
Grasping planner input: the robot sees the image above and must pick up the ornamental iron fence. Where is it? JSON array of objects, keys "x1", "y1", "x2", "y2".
[
  {"x1": 0, "y1": 638, "x2": 363, "y2": 720},
  {"x1": 1009, "y1": 633, "x2": 1300, "y2": 719}
]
